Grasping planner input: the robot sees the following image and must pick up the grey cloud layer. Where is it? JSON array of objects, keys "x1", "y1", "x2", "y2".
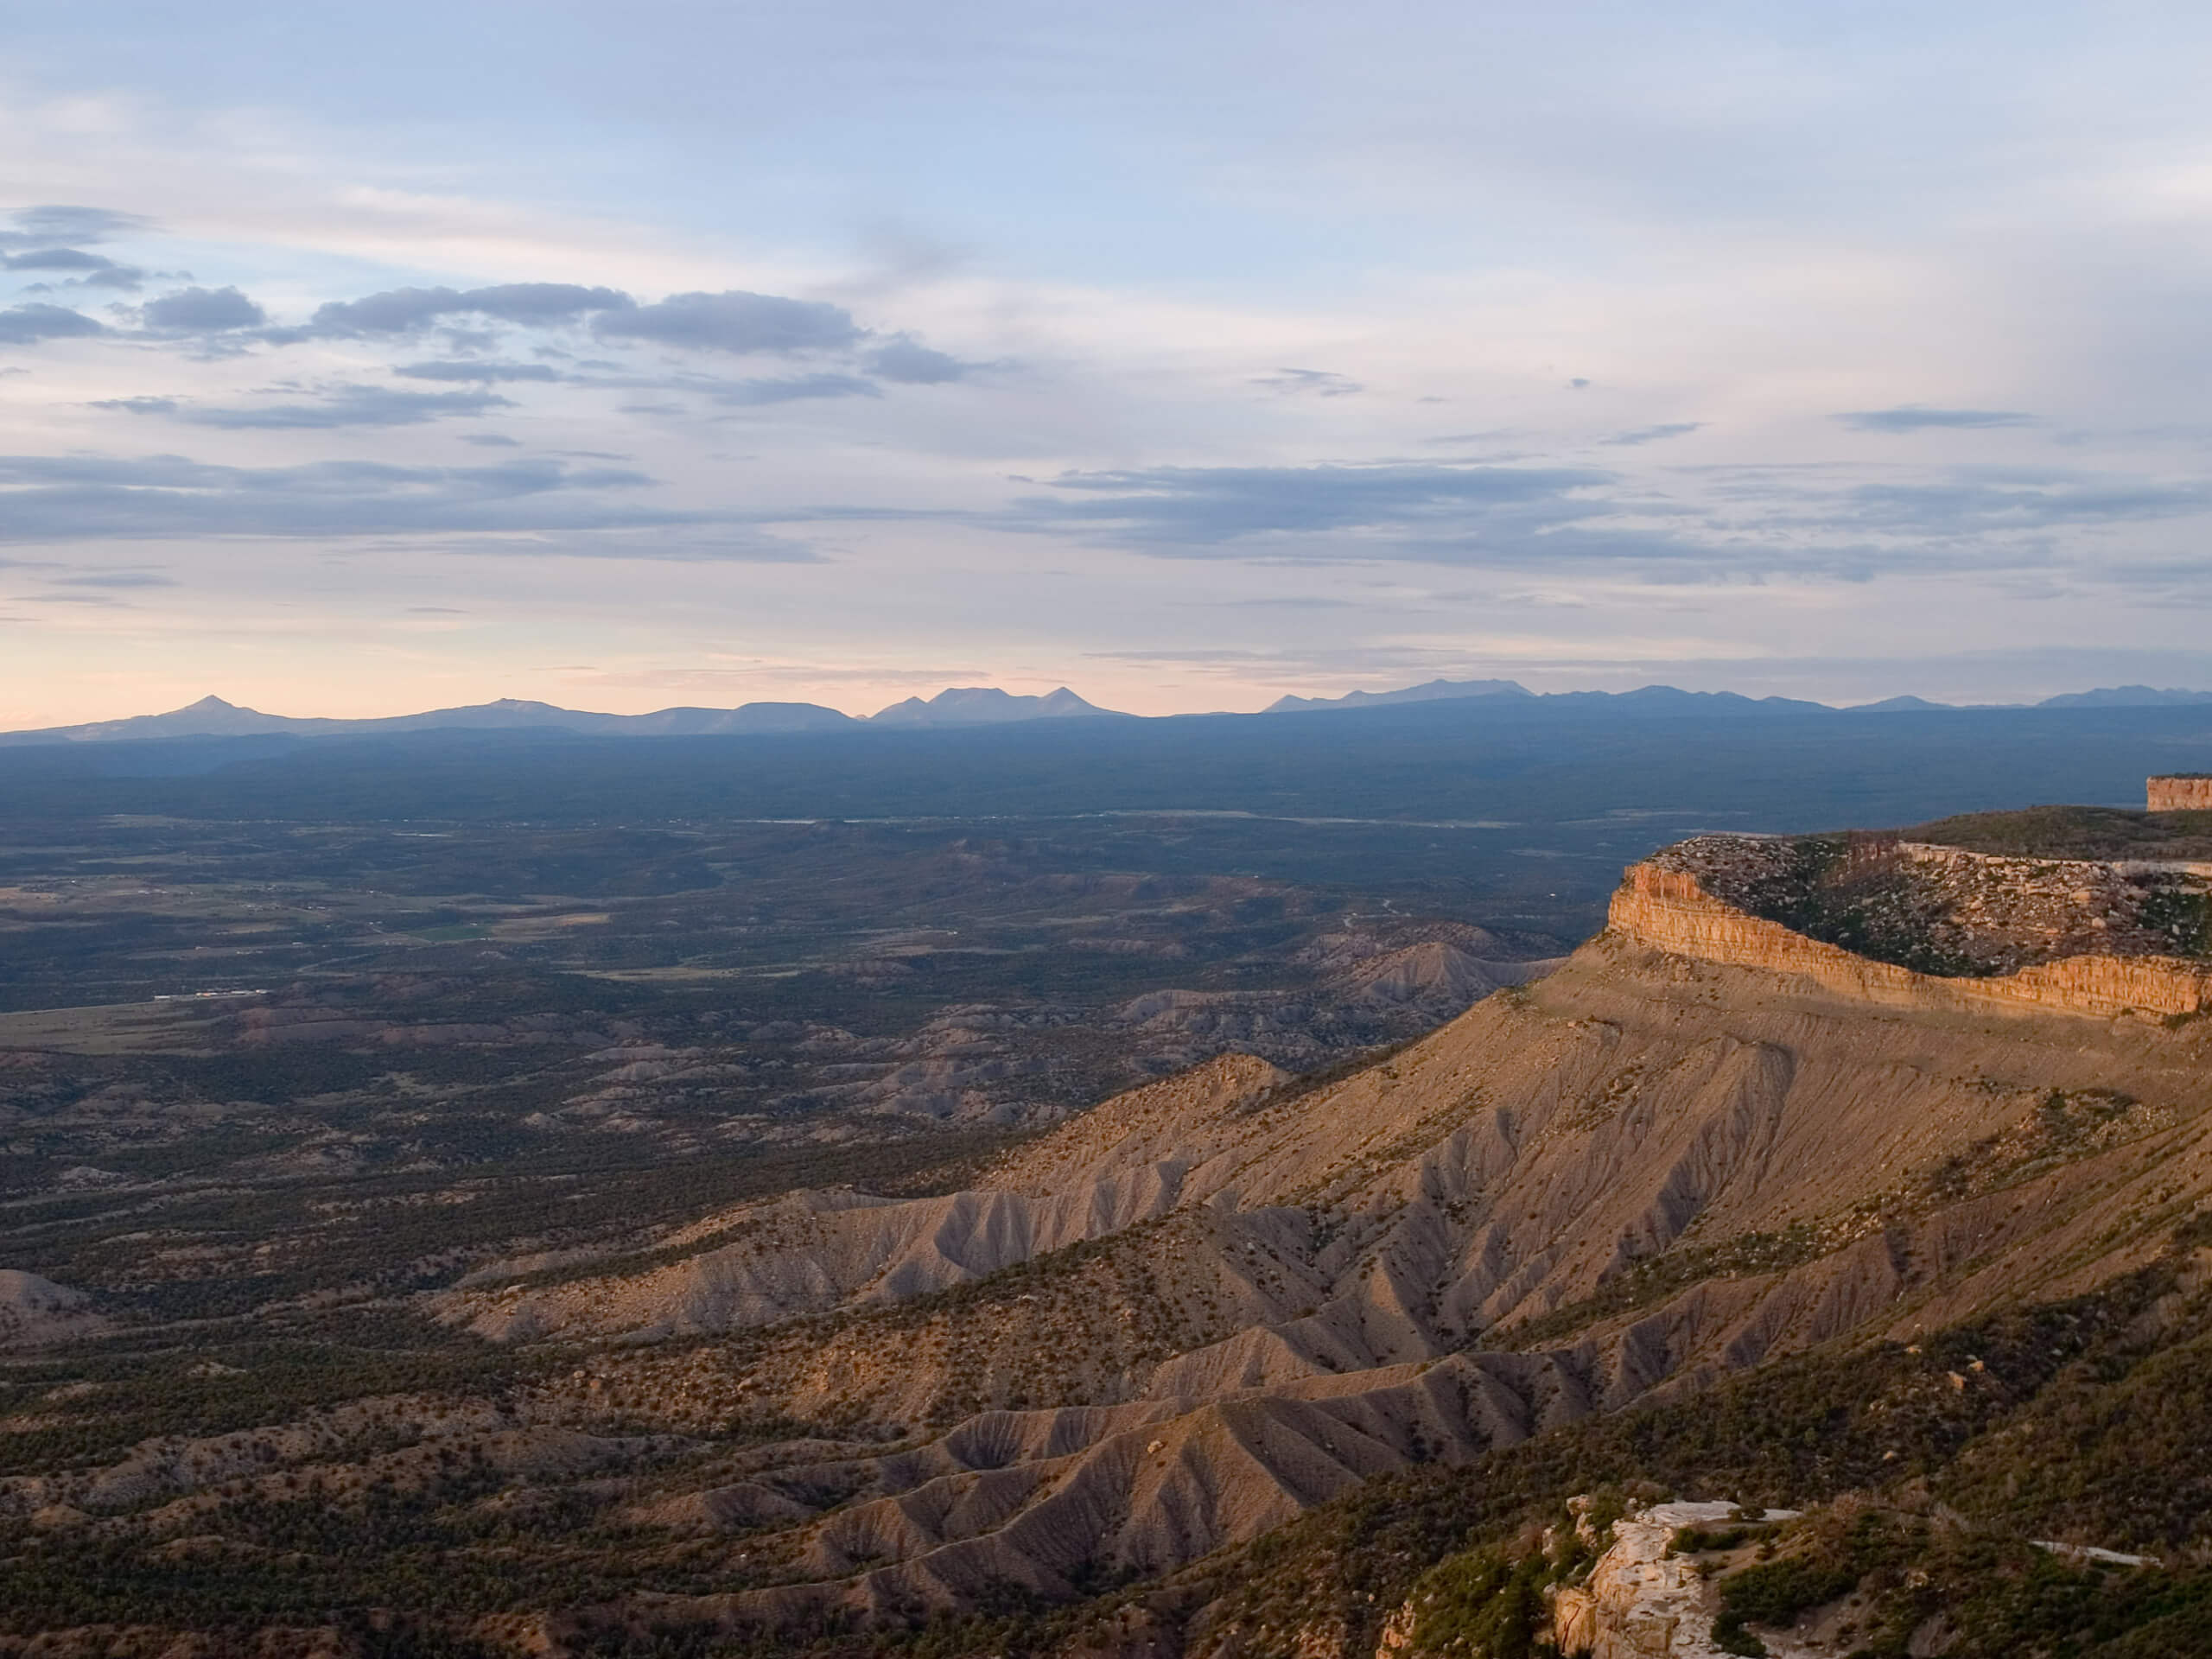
[
  {"x1": 972, "y1": 458, "x2": 2212, "y2": 582},
  {"x1": 0, "y1": 303, "x2": 104, "y2": 345},
  {"x1": 864, "y1": 335, "x2": 982, "y2": 384},
  {"x1": 103, "y1": 384, "x2": 512, "y2": 429},
  {"x1": 1603, "y1": 423, "x2": 1703, "y2": 446},
  {"x1": 143, "y1": 286, "x2": 266, "y2": 331},
  {"x1": 710, "y1": 372, "x2": 881, "y2": 405},
  {"x1": 0, "y1": 448, "x2": 816, "y2": 562},
  {"x1": 1, "y1": 208, "x2": 153, "y2": 296},
  {"x1": 589, "y1": 289, "x2": 860, "y2": 354},
  {"x1": 0, "y1": 452, "x2": 672, "y2": 542},
  {"x1": 302, "y1": 283, "x2": 633, "y2": 337},
  {"x1": 393, "y1": 359, "x2": 563, "y2": 383},
  {"x1": 295, "y1": 283, "x2": 872, "y2": 364},
  {"x1": 3, "y1": 248, "x2": 116, "y2": 272},
  {"x1": 0, "y1": 207, "x2": 149, "y2": 250},
  {"x1": 1021, "y1": 462, "x2": 1617, "y2": 543},
  {"x1": 1837, "y1": 406, "x2": 2037, "y2": 432}
]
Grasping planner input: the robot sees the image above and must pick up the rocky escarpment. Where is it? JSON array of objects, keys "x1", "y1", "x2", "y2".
[
  {"x1": 2151, "y1": 773, "x2": 2212, "y2": 811},
  {"x1": 1612, "y1": 847, "x2": 2212, "y2": 1019}
]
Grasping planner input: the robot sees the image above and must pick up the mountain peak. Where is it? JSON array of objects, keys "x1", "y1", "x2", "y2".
[
  {"x1": 868, "y1": 685, "x2": 1123, "y2": 726},
  {"x1": 1266, "y1": 677, "x2": 1535, "y2": 714}
]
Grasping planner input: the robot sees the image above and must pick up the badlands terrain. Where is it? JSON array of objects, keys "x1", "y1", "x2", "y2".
[{"x1": 3, "y1": 802, "x2": 2212, "y2": 1655}]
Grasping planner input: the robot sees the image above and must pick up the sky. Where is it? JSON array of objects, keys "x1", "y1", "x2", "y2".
[{"x1": 4, "y1": 1, "x2": 2212, "y2": 726}]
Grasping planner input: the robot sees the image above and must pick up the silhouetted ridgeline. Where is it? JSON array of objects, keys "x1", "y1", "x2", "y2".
[{"x1": 0, "y1": 700, "x2": 2209, "y2": 830}]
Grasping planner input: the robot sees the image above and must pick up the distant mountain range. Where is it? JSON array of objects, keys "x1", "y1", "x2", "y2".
[
  {"x1": 1274, "y1": 680, "x2": 2212, "y2": 715},
  {"x1": 0, "y1": 695, "x2": 858, "y2": 747},
  {"x1": 2, "y1": 680, "x2": 2206, "y2": 746},
  {"x1": 2037, "y1": 684, "x2": 2212, "y2": 709},
  {"x1": 868, "y1": 686, "x2": 1119, "y2": 727},
  {"x1": 0, "y1": 686, "x2": 1123, "y2": 747},
  {"x1": 1264, "y1": 677, "x2": 1534, "y2": 713}
]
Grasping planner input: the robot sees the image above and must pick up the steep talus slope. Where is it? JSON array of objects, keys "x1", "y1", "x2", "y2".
[{"x1": 458, "y1": 851, "x2": 2212, "y2": 1634}]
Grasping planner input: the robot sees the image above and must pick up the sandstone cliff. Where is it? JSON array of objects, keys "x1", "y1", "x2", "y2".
[
  {"x1": 1609, "y1": 858, "x2": 2212, "y2": 1019},
  {"x1": 2151, "y1": 773, "x2": 2212, "y2": 811}
]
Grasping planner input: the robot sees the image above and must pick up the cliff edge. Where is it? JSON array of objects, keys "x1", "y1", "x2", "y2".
[{"x1": 1608, "y1": 844, "x2": 2212, "y2": 1020}]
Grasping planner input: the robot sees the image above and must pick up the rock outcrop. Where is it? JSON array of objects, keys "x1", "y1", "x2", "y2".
[
  {"x1": 1609, "y1": 859, "x2": 2212, "y2": 1019},
  {"x1": 1548, "y1": 1502, "x2": 1808, "y2": 1659},
  {"x1": 2151, "y1": 773, "x2": 2212, "y2": 811}
]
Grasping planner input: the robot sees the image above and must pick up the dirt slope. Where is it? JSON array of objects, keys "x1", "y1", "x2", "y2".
[{"x1": 429, "y1": 857, "x2": 2212, "y2": 1631}]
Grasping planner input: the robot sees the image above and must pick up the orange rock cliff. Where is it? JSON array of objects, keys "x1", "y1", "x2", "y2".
[
  {"x1": 1606, "y1": 857, "x2": 2212, "y2": 1020},
  {"x1": 2151, "y1": 773, "x2": 2212, "y2": 811}
]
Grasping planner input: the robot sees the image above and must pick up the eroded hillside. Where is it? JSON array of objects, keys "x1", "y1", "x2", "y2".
[{"x1": 9, "y1": 810, "x2": 2212, "y2": 1656}]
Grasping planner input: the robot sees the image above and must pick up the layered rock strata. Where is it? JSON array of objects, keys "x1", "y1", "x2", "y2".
[
  {"x1": 1609, "y1": 860, "x2": 2212, "y2": 1019},
  {"x1": 2151, "y1": 773, "x2": 2212, "y2": 811}
]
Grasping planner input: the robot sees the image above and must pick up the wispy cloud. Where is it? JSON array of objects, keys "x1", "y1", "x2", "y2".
[
  {"x1": 1603, "y1": 423, "x2": 1703, "y2": 446},
  {"x1": 107, "y1": 384, "x2": 514, "y2": 429},
  {"x1": 0, "y1": 452, "x2": 685, "y2": 543},
  {"x1": 0, "y1": 206, "x2": 149, "y2": 250},
  {"x1": 392, "y1": 359, "x2": 562, "y2": 383},
  {"x1": 1836, "y1": 405, "x2": 2037, "y2": 433},
  {"x1": 1251, "y1": 368, "x2": 1363, "y2": 397}
]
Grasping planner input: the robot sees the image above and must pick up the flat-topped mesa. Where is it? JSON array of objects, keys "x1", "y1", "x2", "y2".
[
  {"x1": 1610, "y1": 832, "x2": 2212, "y2": 1020},
  {"x1": 2152, "y1": 773, "x2": 2212, "y2": 811}
]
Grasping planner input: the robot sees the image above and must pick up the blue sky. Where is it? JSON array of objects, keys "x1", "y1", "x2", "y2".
[{"x1": 4, "y1": 1, "x2": 2212, "y2": 723}]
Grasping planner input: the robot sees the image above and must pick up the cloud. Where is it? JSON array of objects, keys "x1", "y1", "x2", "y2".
[
  {"x1": 972, "y1": 459, "x2": 1982, "y2": 581},
  {"x1": 143, "y1": 286, "x2": 266, "y2": 332},
  {"x1": 48, "y1": 570, "x2": 175, "y2": 588},
  {"x1": 1603, "y1": 423, "x2": 1704, "y2": 446},
  {"x1": 1838, "y1": 467, "x2": 2212, "y2": 531},
  {"x1": 711, "y1": 372, "x2": 880, "y2": 406},
  {"x1": 0, "y1": 207, "x2": 149, "y2": 251},
  {"x1": 592, "y1": 289, "x2": 861, "y2": 355},
  {"x1": 0, "y1": 302, "x2": 105, "y2": 345},
  {"x1": 1250, "y1": 368, "x2": 1363, "y2": 397},
  {"x1": 302, "y1": 283, "x2": 632, "y2": 338},
  {"x1": 1017, "y1": 461, "x2": 1615, "y2": 545},
  {"x1": 72, "y1": 265, "x2": 149, "y2": 292},
  {"x1": 3, "y1": 248, "x2": 116, "y2": 272},
  {"x1": 865, "y1": 334, "x2": 978, "y2": 384},
  {"x1": 116, "y1": 384, "x2": 517, "y2": 429},
  {"x1": 439, "y1": 526, "x2": 823, "y2": 563},
  {"x1": 0, "y1": 451, "x2": 709, "y2": 543},
  {"x1": 393, "y1": 359, "x2": 563, "y2": 383},
  {"x1": 1836, "y1": 405, "x2": 2037, "y2": 432},
  {"x1": 459, "y1": 434, "x2": 521, "y2": 447}
]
